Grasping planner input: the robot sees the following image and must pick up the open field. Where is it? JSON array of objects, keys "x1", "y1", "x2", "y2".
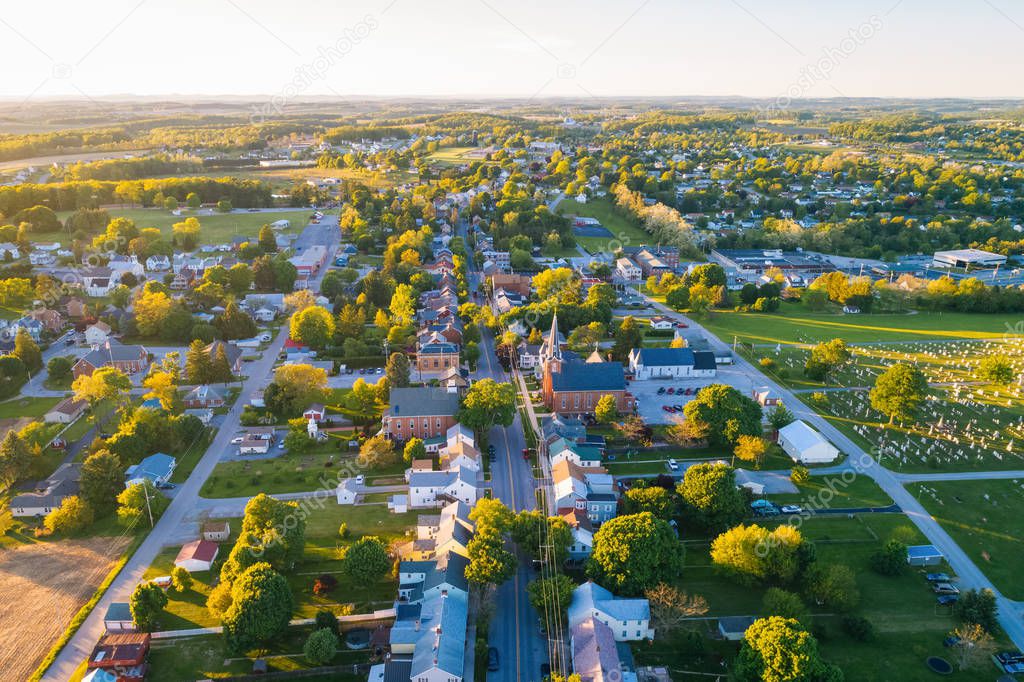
[
  {"x1": 770, "y1": 472, "x2": 894, "y2": 509},
  {"x1": 556, "y1": 196, "x2": 652, "y2": 252},
  {"x1": 0, "y1": 396, "x2": 61, "y2": 420},
  {"x1": 701, "y1": 307, "x2": 1022, "y2": 345},
  {"x1": 910, "y1": 479, "x2": 1024, "y2": 600},
  {"x1": 638, "y1": 514, "x2": 1004, "y2": 681},
  {"x1": 0, "y1": 535, "x2": 130, "y2": 682},
  {"x1": 424, "y1": 146, "x2": 486, "y2": 166}
]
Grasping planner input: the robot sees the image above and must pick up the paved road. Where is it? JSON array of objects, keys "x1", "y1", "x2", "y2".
[
  {"x1": 893, "y1": 469, "x2": 1024, "y2": 483},
  {"x1": 42, "y1": 218, "x2": 340, "y2": 681},
  {"x1": 640, "y1": 294, "x2": 1024, "y2": 650}
]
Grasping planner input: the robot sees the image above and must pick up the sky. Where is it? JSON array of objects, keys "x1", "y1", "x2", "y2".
[{"x1": 2, "y1": 0, "x2": 1023, "y2": 101}]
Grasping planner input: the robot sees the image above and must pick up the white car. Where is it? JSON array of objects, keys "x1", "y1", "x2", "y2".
[
  {"x1": 667, "y1": 458, "x2": 679, "y2": 471},
  {"x1": 780, "y1": 505, "x2": 803, "y2": 514},
  {"x1": 355, "y1": 474, "x2": 365, "y2": 485},
  {"x1": 231, "y1": 436, "x2": 244, "y2": 445}
]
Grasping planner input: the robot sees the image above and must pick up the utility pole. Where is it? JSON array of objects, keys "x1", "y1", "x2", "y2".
[{"x1": 144, "y1": 481, "x2": 154, "y2": 528}]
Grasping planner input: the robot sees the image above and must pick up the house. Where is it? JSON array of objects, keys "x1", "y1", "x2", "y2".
[
  {"x1": 541, "y1": 313, "x2": 634, "y2": 416},
  {"x1": 204, "y1": 340, "x2": 243, "y2": 375},
  {"x1": 239, "y1": 427, "x2": 275, "y2": 454},
  {"x1": 518, "y1": 343, "x2": 544, "y2": 372},
  {"x1": 648, "y1": 316, "x2": 674, "y2": 331},
  {"x1": 29, "y1": 250, "x2": 57, "y2": 266},
  {"x1": 103, "y1": 603, "x2": 135, "y2": 632},
  {"x1": 0, "y1": 242, "x2": 20, "y2": 259},
  {"x1": 81, "y1": 268, "x2": 115, "y2": 297},
  {"x1": 44, "y1": 396, "x2": 87, "y2": 424},
  {"x1": 145, "y1": 254, "x2": 171, "y2": 272},
  {"x1": 29, "y1": 307, "x2": 64, "y2": 334},
  {"x1": 124, "y1": 453, "x2": 176, "y2": 487},
  {"x1": 336, "y1": 478, "x2": 360, "y2": 505},
  {"x1": 86, "y1": 632, "x2": 150, "y2": 682},
  {"x1": 562, "y1": 509, "x2": 594, "y2": 561},
  {"x1": 552, "y1": 460, "x2": 617, "y2": 525},
  {"x1": 383, "y1": 387, "x2": 462, "y2": 441},
  {"x1": 627, "y1": 347, "x2": 717, "y2": 380},
  {"x1": 202, "y1": 521, "x2": 231, "y2": 542},
  {"x1": 72, "y1": 340, "x2": 149, "y2": 379},
  {"x1": 615, "y1": 257, "x2": 642, "y2": 282},
  {"x1": 752, "y1": 386, "x2": 781, "y2": 407},
  {"x1": 416, "y1": 341, "x2": 460, "y2": 373},
  {"x1": 718, "y1": 616, "x2": 756, "y2": 641},
  {"x1": 549, "y1": 437, "x2": 603, "y2": 468},
  {"x1": 174, "y1": 539, "x2": 219, "y2": 572},
  {"x1": 408, "y1": 468, "x2": 479, "y2": 509},
  {"x1": 489, "y1": 273, "x2": 532, "y2": 297},
  {"x1": 571, "y1": 617, "x2": 631, "y2": 682},
  {"x1": 5, "y1": 316, "x2": 43, "y2": 342},
  {"x1": 568, "y1": 580, "x2": 653, "y2": 641},
  {"x1": 907, "y1": 544, "x2": 944, "y2": 567},
  {"x1": 440, "y1": 439, "x2": 481, "y2": 473},
  {"x1": 183, "y1": 384, "x2": 225, "y2": 409},
  {"x1": 438, "y1": 366, "x2": 470, "y2": 395},
  {"x1": 184, "y1": 408, "x2": 214, "y2": 425},
  {"x1": 84, "y1": 321, "x2": 112, "y2": 346},
  {"x1": 777, "y1": 420, "x2": 840, "y2": 464},
  {"x1": 303, "y1": 403, "x2": 326, "y2": 423},
  {"x1": 10, "y1": 463, "x2": 81, "y2": 517},
  {"x1": 381, "y1": 587, "x2": 468, "y2": 682}
]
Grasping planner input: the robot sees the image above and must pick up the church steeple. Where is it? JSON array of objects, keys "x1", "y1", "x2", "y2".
[{"x1": 544, "y1": 310, "x2": 562, "y2": 362}]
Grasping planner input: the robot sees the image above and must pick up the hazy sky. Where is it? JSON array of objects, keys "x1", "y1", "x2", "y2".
[{"x1": 2, "y1": 0, "x2": 1023, "y2": 100}]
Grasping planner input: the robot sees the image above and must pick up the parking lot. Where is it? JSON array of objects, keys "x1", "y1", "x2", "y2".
[{"x1": 630, "y1": 364, "x2": 761, "y2": 424}]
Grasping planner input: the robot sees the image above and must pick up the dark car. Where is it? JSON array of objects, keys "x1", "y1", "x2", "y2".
[
  {"x1": 926, "y1": 572, "x2": 951, "y2": 583},
  {"x1": 937, "y1": 594, "x2": 959, "y2": 606},
  {"x1": 487, "y1": 444, "x2": 496, "y2": 456},
  {"x1": 487, "y1": 647, "x2": 499, "y2": 671}
]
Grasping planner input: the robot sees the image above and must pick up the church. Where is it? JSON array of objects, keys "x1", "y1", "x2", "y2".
[{"x1": 540, "y1": 312, "x2": 636, "y2": 416}]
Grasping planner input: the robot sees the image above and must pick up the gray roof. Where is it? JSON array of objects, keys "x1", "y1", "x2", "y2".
[
  {"x1": 410, "y1": 590, "x2": 468, "y2": 678},
  {"x1": 569, "y1": 581, "x2": 650, "y2": 629},
  {"x1": 11, "y1": 463, "x2": 81, "y2": 510},
  {"x1": 104, "y1": 602, "x2": 132, "y2": 623},
  {"x1": 550, "y1": 359, "x2": 626, "y2": 393},
  {"x1": 79, "y1": 340, "x2": 146, "y2": 367},
  {"x1": 632, "y1": 347, "x2": 696, "y2": 367},
  {"x1": 572, "y1": 617, "x2": 622, "y2": 682},
  {"x1": 388, "y1": 387, "x2": 461, "y2": 418}
]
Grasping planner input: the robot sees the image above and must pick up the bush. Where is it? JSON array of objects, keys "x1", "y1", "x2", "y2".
[
  {"x1": 314, "y1": 609, "x2": 339, "y2": 636},
  {"x1": 303, "y1": 627, "x2": 338, "y2": 665},
  {"x1": 869, "y1": 539, "x2": 906, "y2": 576},
  {"x1": 312, "y1": 574, "x2": 337, "y2": 596},
  {"x1": 759, "y1": 357, "x2": 776, "y2": 369},
  {"x1": 171, "y1": 566, "x2": 193, "y2": 593},
  {"x1": 762, "y1": 588, "x2": 806, "y2": 619},
  {"x1": 338, "y1": 523, "x2": 349, "y2": 539},
  {"x1": 841, "y1": 615, "x2": 874, "y2": 641},
  {"x1": 790, "y1": 466, "x2": 810, "y2": 486}
]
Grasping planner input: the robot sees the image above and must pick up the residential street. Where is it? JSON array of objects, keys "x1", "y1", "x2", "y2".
[{"x1": 41, "y1": 217, "x2": 340, "y2": 681}]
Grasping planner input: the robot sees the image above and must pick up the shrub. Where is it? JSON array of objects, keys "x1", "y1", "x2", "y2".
[
  {"x1": 312, "y1": 574, "x2": 337, "y2": 596},
  {"x1": 303, "y1": 627, "x2": 338, "y2": 665},
  {"x1": 842, "y1": 615, "x2": 874, "y2": 641},
  {"x1": 338, "y1": 523, "x2": 349, "y2": 539},
  {"x1": 314, "y1": 609, "x2": 339, "y2": 635},
  {"x1": 762, "y1": 588, "x2": 806, "y2": 619}
]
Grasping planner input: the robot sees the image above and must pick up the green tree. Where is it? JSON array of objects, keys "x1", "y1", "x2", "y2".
[
  {"x1": 869, "y1": 539, "x2": 906, "y2": 576},
  {"x1": 869, "y1": 363, "x2": 929, "y2": 424},
  {"x1": 130, "y1": 582, "x2": 169, "y2": 632},
  {"x1": 303, "y1": 627, "x2": 338, "y2": 665},
  {"x1": 403, "y1": 437, "x2": 426, "y2": 465},
  {"x1": 185, "y1": 192, "x2": 201, "y2": 209},
  {"x1": 804, "y1": 339, "x2": 852, "y2": 383},
  {"x1": 342, "y1": 536, "x2": 390, "y2": 583},
  {"x1": 458, "y1": 379, "x2": 516, "y2": 441},
  {"x1": 510, "y1": 510, "x2": 572, "y2": 565},
  {"x1": 117, "y1": 480, "x2": 169, "y2": 526},
  {"x1": 594, "y1": 394, "x2": 619, "y2": 425},
  {"x1": 172, "y1": 566, "x2": 194, "y2": 593},
  {"x1": 385, "y1": 352, "x2": 411, "y2": 387},
  {"x1": 465, "y1": 529, "x2": 517, "y2": 586},
  {"x1": 214, "y1": 301, "x2": 257, "y2": 340},
  {"x1": 612, "y1": 316, "x2": 643, "y2": 361},
  {"x1": 47, "y1": 355, "x2": 72, "y2": 383},
  {"x1": 258, "y1": 224, "x2": 277, "y2": 253},
  {"x1": 0, "y1": 430, "x2": 32, "y2": 487},
  {"x1": 586, "y1": 512, "x2": 684, "y2": 595},
  {"x1": 527, "y1": 574, "x2": 574, "y2": 623},
  {"x1": 184, "y1": 339, "x2": 214, "y2": 385},
  {"x1": 290, "y1": 306, "x2": 335, "y2": 350},
  {"x1": 804, "y1": 563, "x2": 859, "y2": 612},
  {"x1": 733, "y1": 616, "x2": 838, "y2": 682},
  {"x1": 644, "y1": 582, "x2": 709, "y2": 635},
  {"x1": 80, "y1": 449, "x2": 124, "y2": 516},
  {"x1": 978, "y1": 354, "x2": 1014, "y2": 384},
  {"x1": 954, "y1": 588, "x2": 998, "y2": 633},
  {"x1": 763, "y1": 588, "x2": 807, "y2": 619},
  {"x1": 682, "y1": 384, "x2": 763, "y2": 447},
  {"x1": 44, "y1": 495, "x2": 94, "y2": 534},
  {"x1": 265, "y1": 363, "x2": 329, "y2": 417},
  {"x1": 665, "y1": 285, "x2": 690, "y2": 311},
  {"x1": 677, "y1": 463, "x2": 747, "y2": 530},
  {"x1": 11, "y1": 328, "x2": 42, "y2": 372},
  {"x1": 623, "y1": 486, "x2": 674, "y2": 519},
  {"x1": 768, "y1": 404, "x2": 796, "y2": 432},
  {"x1": 222, "y1": 562, "x2": 294, "y2": 653}
]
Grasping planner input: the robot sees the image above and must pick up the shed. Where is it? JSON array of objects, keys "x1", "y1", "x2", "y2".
[
  {"x1": 907, "y1": 544, "x2": 944, "y2": 567},
  {"x1": 174, "y1": 539, "x2": 219, "y2": 572},
  {"x1": 103, "y1": 602, "x2": 135, "y2": 632},
  {"x1": 777, "y1": 420, "x2": 839, "y2": 464},
  {"x1": 718, "y1": 616, "x2": 755, "y2": 641},
  {"x1": 202, "y1": 521, "x2": 231, "y2": 542}
]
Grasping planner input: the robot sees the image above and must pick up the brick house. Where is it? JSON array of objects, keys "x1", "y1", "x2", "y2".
[
  {"x1": 540, "y1": 314, "x2": 634, "y2": 416},
  {"x1": 383, "y1": 387, "x2": 461, "y2": 442},
  {"x1": 416, "y1": 341, "x2": 460, "y2": 373},
  {"x1": 72, "y1": 340, "x2": 149, "y2": 379}
]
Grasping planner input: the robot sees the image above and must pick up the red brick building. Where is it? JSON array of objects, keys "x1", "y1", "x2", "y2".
[
  {"x1": 382, "y1": 387, "x2": 461, "y2": 441},
  {"x1": 72, "y1": 341, "x2": 149, "y2": 379}
]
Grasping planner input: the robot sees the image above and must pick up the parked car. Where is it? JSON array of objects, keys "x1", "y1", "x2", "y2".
[
  {"x1": 487, "y1": 648, "x2": 500, "y2": 671},
  {"x1": 780, "y1": 505, "x2": 803, "y2": 514},
  {"x1": 150, "y1": 576, "x2": 172, "y2": 589},
  {"x1": 932, "y1": 582, "x2": 960, "y2": 595},
  {"x1": 673, "y1": 404, "x2": 683, "y2": 412},
  {"x1": 656, "y1": 387, "x2": 666, "y2": 395},
  {"x1": 662, "y1": 405, "x2": 673, "y2": 412},
  {"x1": 666, "y1": 387, "x2": 675, "y2": 395},
  {"x1": 676, "y1": 322, "x2": 689, "y2": 328},
  {"x1": 667, "y1": 458, "x2": 679, "y2": 471},
  {"x1": 937, "y1": 595, "x2": 959, "y2": 606},
  {"x1": 156, "y1": 481, "x2": 176, "y2": 490},
  {"x1": 926, "y1": 572, "x2": 951, "y2": 583},
  {"x1": 231, "y1": 436, "x2": 244, "y2": 444}
]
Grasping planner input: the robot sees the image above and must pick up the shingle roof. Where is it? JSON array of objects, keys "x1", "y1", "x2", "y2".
[
  {"x1": 410, "y1": 590, "x2": 468, "y2": 678},
  {"x1": 632, "y1": 347, "x2": 696, "y2": 367},
  {"x1": 572, "y1": 617, "x2": 622, "y2": 682},
  {"x1": 550, "y1": 359, "x2": 625, "y2": 392},
  {"x1": 388, "y1": 387, "x2": 461, "y2": 418}
]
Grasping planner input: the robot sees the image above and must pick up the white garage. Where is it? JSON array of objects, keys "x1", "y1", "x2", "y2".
[{"x1": 778, "y1": 420, "x2": 839, "y2": 464}]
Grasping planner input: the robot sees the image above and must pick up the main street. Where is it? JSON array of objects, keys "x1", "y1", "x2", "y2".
[
  {"x1": 638, "y1": 292, "x2": 1024, "y2": 650},
  {"x1": 42, "y1": 216, "x2": 340, "y2": 681}
]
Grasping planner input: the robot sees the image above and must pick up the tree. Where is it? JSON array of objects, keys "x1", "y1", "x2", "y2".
[
  {"x1": 222, "y1": 562, "x2": 294, "y2": 653},
  {"x1": 342, "y1": 536, "x2": 390, "y2": 583},
  {"x1": 949, "y1": 623, "x2": 997, "y2": 671},
  {"x1": 527, "y1": 574, "x2": 574, "y2": 623},
  {"x1": 258, "y1": 224, "x2": 277, "y2": 253},
  {"x1": 284, "y1": 289, "x2": 318, "y2": 313},
  {"x1": 804, "y1": 339, "x2": 852, "y2": 383},
  {"x1": 458, "y1": 379, "x2": 516, "y2": 441},
  {"x1": 358, "y1": 435, "x2": 399, "y2": 470},
  {"x1": 768, "y1": 404, "x2": 796, "y2": 432},
  {"x1": 403, "y1": 437, "x2": 426, "y2": 465},
  {"x1": 130, "y1": 582, "x2": 168, "y2": 632},
  {"x1": 385, "y1": 352, "x2": 411, "y2": 388},
  {"x1": 215, "y1": 301, "x2": 257, "y2": 340},
  {"x1": 566, "y1": 322, "x2": 606, "y2": 352},
  {"x1": 665, "y1": 285, "x2": 690, "y2": 311},
  {"x1": 470, "y1": 497, "x2": 515, "y2": 533},
  {"x1": 172, "y1": 216, "x2": 201, "y2": 250},
  {"x1": 763, "y1": 588, "x2": 806, "y2": 619},
  {"x1": 954, "y1": 588, "x2": 998, "y2": 632},
  {"x1": 869, "y1": 539, "x2": 906, "y2": 576},
  {"x1": 623, "y1": 486, "x2": 673, "y2": 519},
  {"x1": 710, "y1": 524, "x2": 807, "y2": 585},
  {"x1": 594, "y1": 394, "x2": 619, "y2": 425},
  {"x1": 134, "y1": 290, "x2": 176, "y2": 337},
  {"x1": 0, "y1": 431, "x2": 32, "y2": 487},
  {"x1": 677, "y1": 463, "x2": 746, "y2": 530},
  {"x1": 72, "y1": 366, "x2": 131, "y2": 424},
  {"x1": 80, "y1": 449, "x2": 124, "y2": 516},
  {"x1": 44, "y1": 495, "x2": 94, "y2": 534},
  {"x1": 644, "y1": 583, "x2": 708, "y2": 635},
  {"x1": 587, "y1": 512, "x2": 684, "y2": 595},
  {"x1": 117, "y1": 480, "x2": 169, "y2": 526},
  {"x1": 683, "y1": 384, "x2": 763, "y2": 447},
  {"x1": 290, "y1": 306, "x2": 335, "y2": 350},
  {"x1": 303, "y1": 627, "x2": 338, "y2": 665},
  {"x1": 804, "y1": 563, "x2": 859, "y2": 612},
  {"x1": 143, "y1": 370, "x2": 178, "y2": 411},
  {"x1": 11, "y1": 328, "x2": 42, "y2": 372},
  {"x1": 616, "y1": 415, "x2": 651, "y2": 445},
  {"x1": 465, "y1": 529, "x2": 517, "y2": 586},
  {"x1": 978, "y1": 354, "x2": 1015, "y2": 384},
  {"x1": 184, "y1": 339, "x2": 215, "y2": 385},
  {"x1": 47, "y1": 355, "x2": 72, "y2": 383},
  {"x1": 272, "y1": 258, "x2": 298, "y2": 292},
  {"x1": 734, "y1": 434, "x2": 769, "y2": 468},
  {"x1": 172, "y1": 566, "x2": 194, "y2": 593},
  {"x1": 389, "y1": 283, "x2": 416, "y2": 324},
  {"x1": 869, "y1": 363, "x2": 929, "y2": 424},
  {"x1": 612, "y1": 316, "x2": 643, "y2": 361},
  {"x1": 265, "y1": 363, "x2": 329, "y2": 417},
  {"x1": 733, "y1": 617, "x2": 837, "y2": 682},
  {"x1": 510, "y1": 510, "x2": 571, "y2": 565},
  {"x1": 315, "y1": 609, "x2": 340, "y2": 636},
  {"x1": 790, "y1": 465, "x2": 810, "y2": 486}
]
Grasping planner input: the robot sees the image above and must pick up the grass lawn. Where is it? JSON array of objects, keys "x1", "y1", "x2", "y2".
[
  {"x1": 700, "y1": 306, "x2": 1023, "y2": 345},
  {"x1": 556, "y1": 197, "x2": 653, "y2": 253},
  {"x1": 640, "y1": 514, "x2": 1004, "y2": 681},
  {"x1": 910, "y1": 479, "x2": 1024, "y2": 600},
  {"x1": 0, "y1": 396, "x2": 60, "y2": 419},
  {"x1": 770, "y1": 472, "x2": 894, "y2": 509},
  {"x1": 171, "y1": 427, "x2": 215, "y2": 483},
  {"x1": 424, "y1": 146, "x2": 482, "y2": 166}
]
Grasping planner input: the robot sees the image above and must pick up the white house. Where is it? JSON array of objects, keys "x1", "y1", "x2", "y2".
[
  {"x1": 173, "y1": 539, "x2": 219, "y2": 572},
  {"x1": 648, "y1": 315, "x2": 674, "y2": 331},
  {"x1": 84, "y1": 321, "x2": 112, "y2": 346},
  {"x1": 568, "y1": 581, "x2": 653, "y2": 641},
  {"x1": 408, "y1": 469, "x2": 478, "y2": 509},
  {"x1": 778, "y1": 420, "x2": 840, "y2": 464},
  {"x1": 445, "y1": 423, "x2": 475, "y2": 452},
  {"x1": 336, "y1": 478, "x2": 360, "y2": 505},
  {"x1": 44, "y1": 396, "x2": 87, "y2": 424},
  {"x1": 615, "y1": 257, "x2": 642, "y2": 282},
  {"x1": 440, "y1": 440, "x2": 481, "y2": 473},
  {"x1": 29, "y1": 251, "x2": 56, "y2": 266},
  {"x1": 253, "y1": 307, "x2": 277, "y2": 322},
  {"x1": 561, "y1": 509, "x2": 594, "y2": 561},
  {"x1": 627, "y1": 348, "x2": 717, "y2": 380},
  {"x1": 145, "y1": 254, "x2": 171, "y2": 272},
  {"x1": 0, "y1": 242, "x2": 20, "y2": 259}
]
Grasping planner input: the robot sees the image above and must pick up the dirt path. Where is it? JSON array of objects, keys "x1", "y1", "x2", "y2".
[{"x1": 0, "y1": 535, "x2": 130, "y2": 681}]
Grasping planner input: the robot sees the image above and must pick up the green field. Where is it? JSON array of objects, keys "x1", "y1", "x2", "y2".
[
  {"x1": 701, "y1": 306, "x2": 1021, "y2": 345},
  {"x1": 639, "y1": 514, "x2": 1003, "y2": 681},
  {"x1": 556, "y1": 196, "x2": 653, "y2": 253},
  {"x1": 770, "y1": 472, "x2": 894, "y2": 509},
  {"x1": 424, "y1": 146, "x2": 484, "y2": 166},
  {"x1": 0, "y1": 396, "x2": 60, "y2": 420},
  {"x1": 910, "y1": 479, "x2": 1024, "y2": 600}
]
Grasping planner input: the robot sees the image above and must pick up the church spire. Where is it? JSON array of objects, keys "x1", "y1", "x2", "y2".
[{"x1": 545, "y1": 310, "x2": 562, "y2": 362}]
